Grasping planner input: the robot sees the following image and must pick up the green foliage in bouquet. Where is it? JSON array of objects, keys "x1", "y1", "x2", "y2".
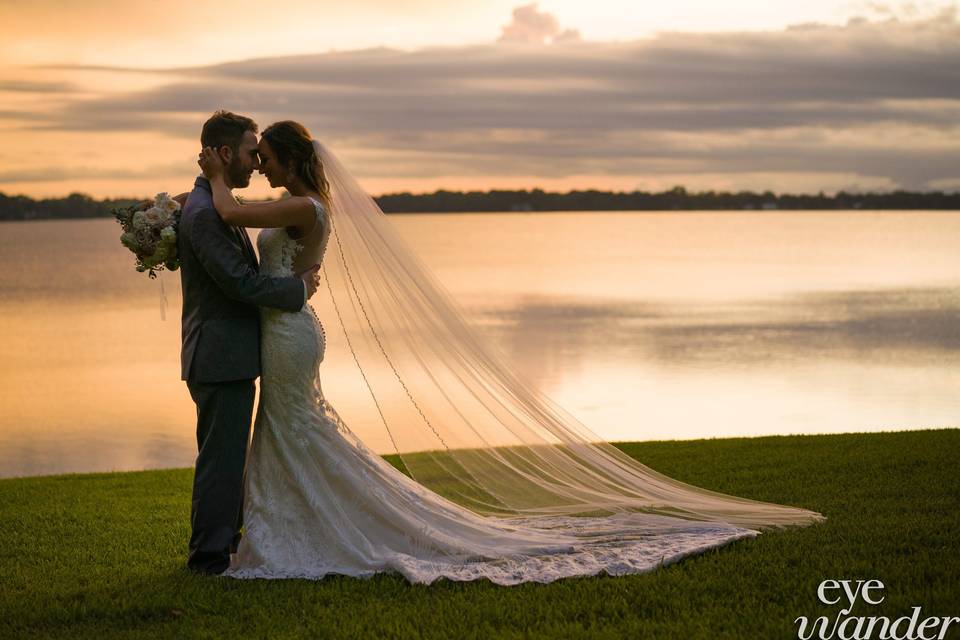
[{"x1": 113, "y1": 193, "x2": 182, "y2": 279}]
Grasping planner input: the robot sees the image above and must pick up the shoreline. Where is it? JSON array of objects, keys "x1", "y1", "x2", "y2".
[{"x1": 2, "y1": 427, "x2": 954, "y2": 483}]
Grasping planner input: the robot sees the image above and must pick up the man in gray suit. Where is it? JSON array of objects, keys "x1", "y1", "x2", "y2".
[{"x1": 178, "y1": 110, "x2": 320, "y2": 575}]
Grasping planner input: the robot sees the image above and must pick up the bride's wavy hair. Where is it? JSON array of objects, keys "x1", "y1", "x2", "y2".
[{"x1": 261, "y1": 120, "x2": 332, "y2": 209}]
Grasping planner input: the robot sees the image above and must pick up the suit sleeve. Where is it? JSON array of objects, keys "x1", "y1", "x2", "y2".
[{"x1": 184, "y1": 207, "x2": 304, "y2": 312}]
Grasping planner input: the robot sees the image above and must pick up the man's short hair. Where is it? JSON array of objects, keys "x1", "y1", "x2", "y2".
[{"x1": 200, "y1": 110, "x2": 258, "y2": 153}]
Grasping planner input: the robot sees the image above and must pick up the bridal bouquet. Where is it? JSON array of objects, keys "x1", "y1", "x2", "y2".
[{"x1": 114, "y1": 192, "x2": 181, "y2": 278}]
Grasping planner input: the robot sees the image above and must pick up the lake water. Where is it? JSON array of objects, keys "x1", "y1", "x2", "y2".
[{"x1": 1, "y1": 211, "x2": 958, "y2": 479}]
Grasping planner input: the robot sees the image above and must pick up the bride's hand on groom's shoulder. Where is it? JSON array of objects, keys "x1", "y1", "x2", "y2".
[{"x1": 198, "y1": 147, "x2": 225, "y2": 180}]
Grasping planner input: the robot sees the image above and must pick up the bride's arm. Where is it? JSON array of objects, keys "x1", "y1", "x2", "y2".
[{"x1": 198, "y1": 147, "x2": 315, "y2": 233}]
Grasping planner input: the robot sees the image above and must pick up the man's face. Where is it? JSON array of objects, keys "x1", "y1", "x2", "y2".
[{"x1": 226, "y1": 130, "x2": 261, "y2": 188}]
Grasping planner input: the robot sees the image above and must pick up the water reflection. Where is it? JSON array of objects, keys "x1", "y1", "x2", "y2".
[
  {"x1": 470, "y1": 288, "x2": 960, "y2": 443},
  {"x1": 480, "y1": 287, "x2": 960, "y2": 377},
  {"x1": 1, "y1": 214, "x2": 959, "y2": 478}
]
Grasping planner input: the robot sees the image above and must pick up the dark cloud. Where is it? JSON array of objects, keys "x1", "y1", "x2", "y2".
[
  {"x1": 0, "y1": 80, "x2": 77, "y2": 93},
  {"x1": 27, "y1": 13, "x2": 960, "y2": 189},
  {"x1": 0, "y1": 161, "x2": 195, "y2": 184}
]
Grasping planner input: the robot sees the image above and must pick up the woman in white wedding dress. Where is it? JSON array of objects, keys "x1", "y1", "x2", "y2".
[{"x1": 197, "y1": 120, "x2": 825, "y2": 586}]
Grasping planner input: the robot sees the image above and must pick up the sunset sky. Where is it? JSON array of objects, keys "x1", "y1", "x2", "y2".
[{"x1": 1, "y1": 0, "x2": 958, "y2": 199}]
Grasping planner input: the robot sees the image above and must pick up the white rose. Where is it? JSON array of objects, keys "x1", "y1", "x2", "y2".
[
  {"x1": 132, "y1": 211, "x2": 146, "y2": 230},
  {"x1": 160, "y1": 226, "x2": 176, "y2": 242},
  {"x1": 144, "y1": 207, "x2": 165, "y2": 226},
  {"x1": 163, "y1": 198, "x2": 180, "y2": 214}
]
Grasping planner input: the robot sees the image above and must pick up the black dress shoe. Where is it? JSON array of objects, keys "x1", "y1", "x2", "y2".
[{"x1": 187, "y1": 560, "x2": 229, "y2": 576}]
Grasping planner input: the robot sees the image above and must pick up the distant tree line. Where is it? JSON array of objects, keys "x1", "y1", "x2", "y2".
[
  {"x1": 375, "y1": 187, "x2": 960, "y2": 212},
  {"x1": 0, "y1": 193, "x2": 143, "y2": 221},
  {"x1": 1, "y1": 187, "x2": 959, "y2": 221}
]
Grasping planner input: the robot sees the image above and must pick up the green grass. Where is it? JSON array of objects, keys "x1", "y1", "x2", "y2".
[{"x1": 1, "y1": 429, "x2": 958, "y2": 639}]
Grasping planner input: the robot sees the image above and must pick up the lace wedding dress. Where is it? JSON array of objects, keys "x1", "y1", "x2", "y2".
[{"x1": 222, "y1": 197, "x2": 764, "y2": 586}]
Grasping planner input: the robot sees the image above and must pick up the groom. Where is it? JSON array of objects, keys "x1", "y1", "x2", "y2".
[{"x1": 178, "y1": 110, "x2": 320, "y2": 575}]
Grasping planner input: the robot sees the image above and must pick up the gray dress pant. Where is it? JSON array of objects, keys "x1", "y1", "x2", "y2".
[{"x1": 186, "y1": 377, "x2": 255, "y2": 574}]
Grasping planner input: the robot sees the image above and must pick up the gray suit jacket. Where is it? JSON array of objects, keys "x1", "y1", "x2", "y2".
[{"x1": 178, "y1": 177, "x2": 304, "y2": 383}]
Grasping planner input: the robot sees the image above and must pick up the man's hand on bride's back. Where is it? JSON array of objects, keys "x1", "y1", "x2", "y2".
[{"x1": 298, "y1": 264, "x2": 321, "y2": 299}]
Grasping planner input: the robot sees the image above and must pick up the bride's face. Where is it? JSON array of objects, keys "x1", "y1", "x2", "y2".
[{"x1": 257, "y1": 139, "x2": 285, "y2": 189}]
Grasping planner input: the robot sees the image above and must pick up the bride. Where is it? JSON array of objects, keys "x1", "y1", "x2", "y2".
[{"x1": 196, "y1": 120, "x2": 825, "y2": 586}]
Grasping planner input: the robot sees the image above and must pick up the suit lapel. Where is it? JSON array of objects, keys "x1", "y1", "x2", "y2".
[
  {"x1": 237, "y1": 227, "x2": 260, "y2": 271},
  {"x1": 232, "y1": 225, "x2": 258, "y2": 271}
]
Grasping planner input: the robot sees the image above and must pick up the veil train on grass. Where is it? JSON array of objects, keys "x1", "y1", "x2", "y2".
[{"x1": 311, "y1": 140, "x2": 826, "y2": 531}]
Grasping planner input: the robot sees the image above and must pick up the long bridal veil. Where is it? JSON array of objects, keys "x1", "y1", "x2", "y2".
[{"x1": 310, "y1": 140, "x2": 825, "y2": 531}]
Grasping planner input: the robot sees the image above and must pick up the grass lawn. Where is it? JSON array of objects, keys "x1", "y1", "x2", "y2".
[{"x1": 1, "y1": 429, "x2": 958, "y2": 639}]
